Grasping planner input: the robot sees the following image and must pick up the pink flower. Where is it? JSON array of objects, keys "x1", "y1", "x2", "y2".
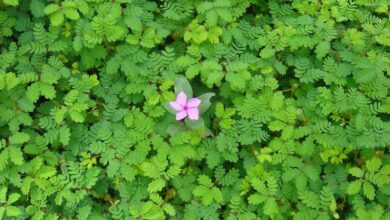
[{"x1": 170, "y1": 91, "x2": 201, "y2": 120}]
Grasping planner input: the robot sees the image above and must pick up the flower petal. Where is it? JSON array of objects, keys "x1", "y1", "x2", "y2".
[
  {"x1": 176, "y1": 110, "x2": 187, "y2": 120},
  {"x1": 187, "y1": 108, "x2": 199, "y2": 120},
  {"x1": 176, "y1": 91, "x2": 187, "y2": 106},
  {"x1": 169, "y1": 101, "x2": 183, "y2": 111},
  {"x1": 187, "y1": 98, "x2": 201, "y2": 108}
]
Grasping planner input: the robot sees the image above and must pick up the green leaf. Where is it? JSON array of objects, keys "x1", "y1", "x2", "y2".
[
  {"x1": 185, "y1": 65, "x2": 201, "y2": 79},
  {"x1": 260, "y1": 47, "x2": 275, "y2": 58},
  {"x1": 167, "y1": 122, "x2": 187, "y2": 136},
  {"x1": 148, "y1": 179, "x2": 166, "y2": 193},
  {"x1": 366, "y1": 157, "x2": 382, "y2": 173},
  {"x1": 50, "y1": 11, "x2": 65, "y2": 26},
  {"x1": 270, "y1": 92, "x2": 284, "y2": 110},
  {"x1": 41, "y1": 67, "x2": 60, "y2": 84},
  {"x1": 63, "y1": 8, "x2": 80, "y2": 20},
  {"x1": 9, "y1": 147, "x2": 24, "y2": 165},
  {"x1": 363, "y1": 182, "x2": 375, "y2": 200},
  {"x1": 0, "y1": 207, "x2": 5, "y2": 220},
  {"x1": 268, "y1": 120, "x2": 285, "y2": 131},
  {"x1": 184, "y1": 118, "x2": 205, "y2": 130},
  {"x1": 0, "y1": 151, "x2": 8, "y2": 171},
  {"x1": 163, "y1": 102, "x2": 178, "y2": 115},
  {"x1": 27, "y1": 83, "x2": 40, "y2": 102},
  {"x1": 120, "y1": 165, "x2": 135, "y2": 182},
  {"x1": 201, "y1": 191, "x2": 214, "y2": 205},
  {"x1": 77, "y1": 205, "x2": 92, "y2": 220},
  {"x1": 215, "y1": 103, "x2": 224, "y2": 117},
  {"x1": 248, "y1": 194, "x2": 266, "y2": 205},
  {"x1": 348, "y1": 167, "x2": 364, "y2": 178},
  {"x1": 263, "y1": 199, "x2": 278, "y2": 218},
  {"x1": 62, "y1": 1, "x2": 76, "y2": 7},
  {"x1": 126, "y1": 16, "x2": 142, "y2": 32},
  {"x1": 10, "y1": 132, "x2": 30, "y2": 144},
  {"x1": 30, "y1": 0, "x2": 45, "y2": 18},
  {"x1": 7, "y1": 193, "x2": 20, "y2": 205},
  {"x1": 211, "y1": 187, "x2": 223, "y2": 203},
  {"x1": 59, "y1": 126, "x2": 71, "y2": 145},
  {"x1": 315, "y1": 41, "x2": 330, "y2": 59},
  {"x1": 198, "y1": 175, "x2": 212, "y2": 187},
  {"x1": 198, "y1": 93, "x2": 215, "y2": 114},
  {"x1": 36, "y1": 166, "x2": 57, "y2": 178},
  {"x1": 107, "y1": 160, "x2": 120, "y2": 178},
  {"x1": 4, "y1": 73, "x2": 19, "y2": 89},
  {"x1": 6, "y1": 206, "x2": 20, "y2": 217},
  {"x1": 208, "y1": 27, "x2": 223, "y2": 44},
  {"x1": 193, "y1": 185, "x2": 207, "y2": 197},
  {"x1": 44, "y1": 4, "x2": 60, "y2": 14},
  {"x1": 21, "y1": 177, "x2": 33, "y2": 195},
  {"x1": 226, "y1": 72, "x2": 247, "y2": 90},
  {"x1": 54, "y1": 108, "x2": 67, "y2": 124},
  {"x1": 3, "y1": 0, "x2": 18, "y2": 6},
  {"x1": 17, "y1": 97, "x2": 35, "y2": 112},
  {"x1": 299, "y1": 190, "x2": 320, "y2": 209},
  {"x1": 73, "y1": 35, "x2": 83, "y2": 51},
  {"x1": 205, "y1": 71, "x2": 224, "y2": 87},
  {"x1": 69, "y1": 110, "x2": 85, "y2": 123},
  {"x1": 189, "y1": 25, "x2": 208, "y2": 44},
  {"x1": 40, "y1": 83, "x2": 56, "y2": 99},
  {"x1": 163, "y1": 204, "x2": 176, "y2": 216},
  {"x1": 0, "y1": 188, "x2": 7, "y2": 203},
  {"x1": 174, "y1": 75, "x2": 193, "y2": 98},
  {"x1": 347, "y1": 180, "x2": 362, "y2": 195},
  {"x1": 281, "y1": 125, "x2": 294, "y2": 140}
]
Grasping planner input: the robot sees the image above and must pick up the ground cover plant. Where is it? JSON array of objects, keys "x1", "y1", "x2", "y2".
[{"x1": 0, "y1": 0, "x2": 389, "y2": 219}]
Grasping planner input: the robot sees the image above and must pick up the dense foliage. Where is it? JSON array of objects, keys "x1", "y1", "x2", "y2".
[{"x1": 0, "y1": 0, "x2": 389, "y2": 219}]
